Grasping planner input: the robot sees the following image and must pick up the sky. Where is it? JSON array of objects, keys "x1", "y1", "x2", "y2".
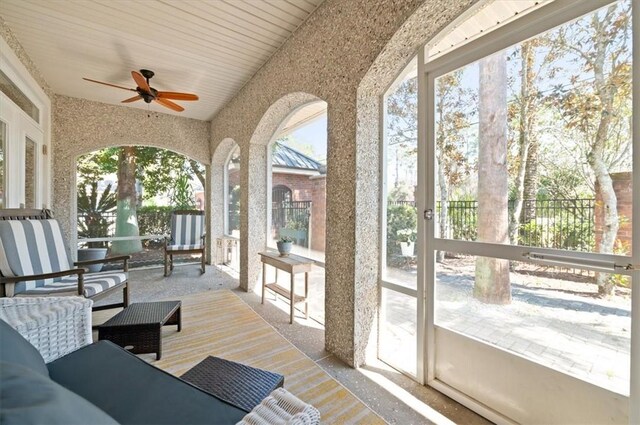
[{"x1": 287, "y1": 114, "x2": 327, "y2": 162}]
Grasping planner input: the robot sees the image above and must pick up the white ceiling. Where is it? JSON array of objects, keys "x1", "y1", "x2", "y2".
[
  {"x1": 0, "y1": 0, "x2": 324, "y2": 121},
  {"x1": 428, "y1": 0, "x2": 549, "y2": 59}
]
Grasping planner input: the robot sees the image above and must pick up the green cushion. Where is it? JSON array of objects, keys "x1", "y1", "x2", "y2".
[
  {"x1": 0, "y1": 319, "x2": 48, "y2": 377},
  {"x1": 48, "y1": 341, "x2": 246, "y2": 425},
  {"x1": 0, "y1": 361, "x2": 118, "y2": 425}
]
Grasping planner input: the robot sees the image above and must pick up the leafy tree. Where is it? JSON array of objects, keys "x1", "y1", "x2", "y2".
[
  {"x1": 170, "y1": 174, "x2": 196, "y2": 209},
  {"x1": 77, "y1": 181, "x2": 116, "y2": 248},
  {"x1": 77, "y1": 146, "x2": 205, "y2": 255},
  {"x1": 435, "y1": 70, "x2": 474, "y2": 261},
  {"x1": 475, "y1": 50, "x2": 511, "y2": 305},
  {"x1": 550, "y1": 1, "x2": 631, "y2": 295},
  {"x1": 387, "y1": 76, "x2": 418, "y2": 188}
]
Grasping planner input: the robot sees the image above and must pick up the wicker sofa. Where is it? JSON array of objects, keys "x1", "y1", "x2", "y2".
[{"x1": 0, "y1": 297, "x2": 320, "y2": 425}]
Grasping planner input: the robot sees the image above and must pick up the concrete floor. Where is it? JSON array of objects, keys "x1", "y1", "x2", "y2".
[{"x1": 97, "y1": 264, "x2": 490, "y2": 425}]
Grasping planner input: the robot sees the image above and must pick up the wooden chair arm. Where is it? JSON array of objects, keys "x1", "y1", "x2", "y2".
[
  {"x1": 0, "y1": 268, "x2": 85, "y2": 284},
  {"x1": 75, "y1": 255, "x2": 130, "y2": 273},
  {"x1": 74, "y1": 255, "x2": 131, "y2": 267}
]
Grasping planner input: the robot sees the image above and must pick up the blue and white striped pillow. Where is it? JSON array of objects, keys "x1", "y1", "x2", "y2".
[
  {"x1": 0, "y1": 220, "x2": 71, "y2": 291},
  {"x1": 170, "y1": 214, "x2": 205, "y2": 246}
]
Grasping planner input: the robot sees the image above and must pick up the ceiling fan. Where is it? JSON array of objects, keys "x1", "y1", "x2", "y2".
[{"x1": 83, "y1": 69, "x2": 198, "y2": 112}]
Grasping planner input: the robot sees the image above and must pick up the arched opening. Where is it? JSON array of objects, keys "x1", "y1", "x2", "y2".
[
  {"x1": 223, "y1": 144, "x2": 240, "y2": 271},
  {"x1": 209, "y1": 138, "x2": 241, "y2": 274},
  {"x1": 371, "y1": 0, "x2": 637, "y2": 423},
  {"x1": 239, "y1": 92, "x2": 323, "y2": 295},
  {"x1": 264, "y1": 100, "x2": 328, "y2": 323},
  {"x1": 75, "y1": 145, "x2": 206, "y2": 271},
  {"x1": 272, "y1": 185, "x2": 292, "y2": 204}
]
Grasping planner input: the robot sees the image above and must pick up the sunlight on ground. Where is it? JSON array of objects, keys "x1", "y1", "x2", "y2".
[
  {"x1": 252, "y1": 282, "x2": 325, "y2": 330},
  {"x1": 357, "y1": 366, "x2": 456, "y2": 425}
]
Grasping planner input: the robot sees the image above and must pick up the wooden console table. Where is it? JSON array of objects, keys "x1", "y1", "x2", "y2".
[{"x1": 259, "y1": 252, "x2": 313, "y2": 324}]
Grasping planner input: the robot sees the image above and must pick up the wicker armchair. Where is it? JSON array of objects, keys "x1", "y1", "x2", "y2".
[{"x1": 0, "y1": 209, "x2": 130, "y2": 311}]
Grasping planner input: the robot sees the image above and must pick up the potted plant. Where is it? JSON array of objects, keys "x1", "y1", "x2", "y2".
[
  {"x1": 276, "y1": 236, "x2": 294, "y2": 257},
  {"x1": 77, "y1": 182, "x2": 117, "y2": 272},
  {"x1": 397, "y1": 228, "x2": 417, "y2": 257}
]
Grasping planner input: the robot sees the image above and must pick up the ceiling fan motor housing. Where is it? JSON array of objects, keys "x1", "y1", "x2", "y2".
[
  {"x1": 140, "y1": 69, "x2": 155, "y2": 79},
  {"x1": 139, "y1": 88, "x2": 158, "y2": 103}
]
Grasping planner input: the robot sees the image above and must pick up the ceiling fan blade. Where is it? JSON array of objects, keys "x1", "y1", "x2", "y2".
[
  {"x1": 83, "y1": 78, "x2": 136, "y2": 91},
  {"x1": 157, "y1": 91, "x2": 199, "y2": 101},
  {"x1": 131, "y1": 71, "x2": 152, "y2": 94},
  {"x1": 155, "y1": 98, "x2": 184, "y2": 112},
  {"x1": 121, "y1": 95, "x2": 142, "y2": 103}
]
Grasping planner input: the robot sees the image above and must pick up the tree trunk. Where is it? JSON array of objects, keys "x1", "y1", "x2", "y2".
[
  {"x1": 590, "y1": 11, "x2": 619, "y2": 296},
  {"x1": 475, "y1": 51, "x2": 511, "y2": 304},
  {"x1": 189, "y1": 159, "x2": 206, "y2": 189},
  {"x1": 435, "y1": 86, "x2": 449, "y2": 263},
  {"x1": 509, "y1": 42, "x2": 535, "y2": 245},
  {"x1": 436, "y1": 157, "x2": 448, "y2": 263},
  {"x1": 112, "y1": 146, "x2": 142, "y2": 255},
  {"x1": 522, "y1": 139, "x2": 538, "y2": 223}
]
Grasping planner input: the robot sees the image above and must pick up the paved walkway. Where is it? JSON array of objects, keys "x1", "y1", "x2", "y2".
[
  {"x1": 265, "y1": 258, "x2": 631, "y2": 396},
  {"x1": 381, "y1": 260, "x2": 632, "y2": 396}
]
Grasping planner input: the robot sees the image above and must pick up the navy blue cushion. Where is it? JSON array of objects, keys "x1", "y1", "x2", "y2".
[
  {"x1": 0, "y1": 319, "x2": 48, "y2": 377},
  {"x1": 48, "y1": 341, "x2": 246, "y2": 425},
  {"x1": 0, "y1": 361, "x2": 118, "y2": 424}
]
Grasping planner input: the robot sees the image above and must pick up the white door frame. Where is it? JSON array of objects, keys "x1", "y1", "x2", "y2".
[{"x1": 420, "y1": 0, "x2": 639, "y2": 423}]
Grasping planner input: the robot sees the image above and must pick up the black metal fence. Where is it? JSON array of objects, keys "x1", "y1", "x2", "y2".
[
  {"x1": 272, "y1": 200, "x2": 312, "y2": 247},
  {"x1": 389, "y1": 198, "x2": 596, "y2": 251}
]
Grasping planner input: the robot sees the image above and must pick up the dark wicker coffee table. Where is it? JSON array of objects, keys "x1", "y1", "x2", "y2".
[
  {"x1": 181, "y1": 356, "x2": 284, "y2": 412},
  {"x1": 98, "y1": 301, "x2": 181, "y2": 360}
]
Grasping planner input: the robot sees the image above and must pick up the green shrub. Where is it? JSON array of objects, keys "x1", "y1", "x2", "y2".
[
  {"x1": 137, "y1": 206, "x2": 173, "y2": 246},
  {"x1": 387, "y1": 204, "x2": 417, "y2": 263}
]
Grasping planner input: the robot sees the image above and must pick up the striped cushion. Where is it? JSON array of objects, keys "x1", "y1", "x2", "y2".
[
  {"x1": 170, "y1": 213, "x2": 205, "y2": 246},
  {"x1": 0, "y1": 220, "x2": 71, "y2": 291},
  {"x1": 17, "y1": 272, "x2": 127, "y2": 298},
  {"x1": 166, "y1": 244, "x2": 204, "y2": 251}
]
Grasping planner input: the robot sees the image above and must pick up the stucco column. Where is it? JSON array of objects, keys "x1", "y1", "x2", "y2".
[
  {"x1": 325, "y1": 94, "x2": 380, "y2": 367},
  {"x1": 240, "y1": 142, "x2": 267, "y2": 291},
  {"x1": 204, "y1": 164, "x2": 213, "y2": 264}
]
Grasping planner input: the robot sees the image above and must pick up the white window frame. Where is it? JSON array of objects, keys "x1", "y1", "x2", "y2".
[{"x1": 0, "y1": 35, "x2": 51, "y2": 209}]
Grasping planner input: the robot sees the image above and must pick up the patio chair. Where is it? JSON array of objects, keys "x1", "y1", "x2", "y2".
[
  {"x1": 164, "y1": 210, "x2": 206, "y2": 276},
  {"x1": 0, "y1": 208, "x2": 129, "y2": 311}
]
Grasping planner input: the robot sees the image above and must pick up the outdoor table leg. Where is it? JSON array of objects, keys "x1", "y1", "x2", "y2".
[
  {"x1": 275, "y1": 269, "x2": 279, "y2": 301},
  {"x1": 261, "y1": 262, "x2": 266, "y2": 304},
  {"x1": 290, "y1": 272, "x2": 295, "y2": 324},
  {"x1": 304, "y1": 271, "x2": 309, "y2": 319}
]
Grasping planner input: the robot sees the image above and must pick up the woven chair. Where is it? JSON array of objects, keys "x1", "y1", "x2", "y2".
[
  {"x1": 0, "y1": 209, "x2": 130, "y2": 312},
  {"x1": 164, "y1": 210, "x2": 206, "y2": 276},
  {"x1": 237, "y1": 388, "x2": 320, "y2": 425}
]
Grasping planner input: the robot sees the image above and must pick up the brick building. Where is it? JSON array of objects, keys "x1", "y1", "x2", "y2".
[{"x1": 271, "y1": 141, "x2": 326, "y2": 252}]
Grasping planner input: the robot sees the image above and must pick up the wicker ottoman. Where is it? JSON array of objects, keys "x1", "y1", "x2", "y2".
[
  {"x1": 0, "y1": 296, "x2": 93, "y2": 363},
  {"x1": 181, "y1": 356, "x2": 285, "y2": 413},
  {"x1": 98, "y1": 301, "x2": 181, "y2": 360}
]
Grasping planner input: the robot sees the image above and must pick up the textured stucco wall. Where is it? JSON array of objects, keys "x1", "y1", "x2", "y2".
[
  {"x1": 53, "y1": 95, "x2": 211, "y2": 253},
  {"x1": 209, "y1": 0, "x2": 476, "y2": 366},
  {"x1": 0, "y1": 16, "x2": 52, "y2": 99}
]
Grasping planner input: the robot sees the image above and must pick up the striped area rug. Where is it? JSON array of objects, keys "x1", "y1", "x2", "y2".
[{"x1": 104, "y1": 290, "x2": 385, "y2": 424}]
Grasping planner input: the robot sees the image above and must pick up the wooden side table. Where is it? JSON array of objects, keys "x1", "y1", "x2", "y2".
[{"x1": 259, "y1": 252, "x2": 313, "y2": 324}]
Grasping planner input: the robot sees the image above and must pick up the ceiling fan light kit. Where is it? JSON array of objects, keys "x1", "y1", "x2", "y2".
[{"x1": 82, "y1": 69, "x2": 199, "y2": 113}]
